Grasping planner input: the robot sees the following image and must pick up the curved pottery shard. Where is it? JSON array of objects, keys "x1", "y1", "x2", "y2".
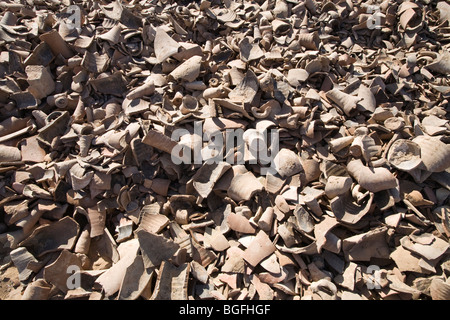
[
  {"x1": 426, "y1": 51, "x2": 450, "y2": 75},
  {"x1": 325, "y1": 176, "x2": 353, "y2": 199},
  {"x1": 19, "y1": 216, "x2": 79, "y2": 257},
  {"x1": 229, "y1": 69, "x2": 259, "y2": 104},
  {"x1": 227, "y1": 171, "x2": 263, "y2": 202},
  {"x1": 347, "y1": 159, "x2": 398, "y2": 193},
  {"x1": 357, "y1": 85, "x2": 376, "y2": 113},
  {"x1": 154, "y1": 28, "x2": 180, "y2": 63},
  {"x1": 430, "y1": 278, "x2": 450, "y2": 300},
  {"x1": 0, "y1": 146, "x2": 21, "y2": 162},
  {"x1": 43, "y1": 250, "x2": 81, "y2": 294},
  {"x1": 343, "y1": 227, "x2": 390, "y2": 261},
  {"x1": 239, "y1": 37, "x2": 264, "y2": 62},
  {"x1": 118, "y1": 255, "x2": 154, "y2": 300},
  {"x1": 243, "y1": 230, "x2": 276, "y2": 267},
  {"x1": 331, "y1": 191, "x2": 374, "y2": 225},
  {"x1": 326, "y1": 89, "x2": 362, "y2": 116},
  {"x1": 37, "y1": 111, "x2": 70, "y2": 147},
  {"x1": 169, "y1": 55, "x2": 202, "y2": 82},
  {"x1": 413, "y1": 135, "x2": 450, "y2": 173},
  {"x1": 187, "y1": 161, "x2": 231, "y2": 198},
  {"x1": 136, "y1": 228, "x2": 180, "y2": 269},
  {"x1": 387, "y1": 139, "x2": 422, "y2": 171},
  {"x1": 273, "y1": 148, "x2": 302, "y2": 178}
]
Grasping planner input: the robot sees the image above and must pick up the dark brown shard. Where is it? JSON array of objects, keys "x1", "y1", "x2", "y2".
[
  {"x1": 136, "y1": 228, "x2": 180, "y2": 269},
  {"x1": 151, "y1": 261, "x2": 190, "y2": 300},
  {"x1": 43, "y1": 250, "x2": 82, "y2": 294},
  {"x1": 89, "y1": 72, "x2": 127, "y2": 96},
  {"x1": 19, "y1": 216, "x2": 80, "y2": 257}
]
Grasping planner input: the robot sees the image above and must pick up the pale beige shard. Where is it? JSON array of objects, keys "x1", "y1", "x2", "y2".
[
  {"x1": 273, "y1": 148, "x2": 302, "y2": 178},
  {"x1": 204, "y1": 227, "x2": 230, "y2": 252},
  {"x1": 314, "y1": 215, "x2": 340, "y2": 253},
  {"x1": 260, "y1": 253, "x2": 280, "y2": 274},
  {"x1": 142, "y1": 129, "x2": 184, "y2": 155},
  {"x1": 239, "y1": 37, "x2": 264, "y2": 62},
  {"x1": 426, "y1": 51, "x2": 450, "y2": 75},
  {"x1": 222, "y1": 246, "x2": 246, "y2": 273},
  {"x1": 188, "y1": 161, "x2": 231, "y2": 198},
  {"x1": 118, "y1": 255, "x2": 154, "y2": 300},
  {"x1": 413, "y1": 135, "x2": 450, "y2": 173},
  {"x1": 331, "y1": 191, "x2": 374, "y2": 225},
  {"x1": 21, "y1": 279, "x2": 52, "y2": 300},
  {"x1": 39, "y1": 30, "x2": 73, "y2": 59},
  {"x1": 387, "y1": 139, "x2": 422, "y2": 171},
  {"x1": 251, "y1": 275, "x2": 274, "y2": 300},
  {"x1": 25, "y1": 65, "x2": 55, "y2": 100},
  {"x1": 243, "y1": 230, "x2": 276, "y2": 267},
  {"x1": 325, "y1": 176, "x2": 353, "y2": 199},
  {"x1": 227, "y1": 212, "x2": 257, "y2": 234},
  {"x1": 94, "y1": 239, "x2": 140, "y2": 297},
  {"x1": 228, "y1": 69, "x2": 259, "y2": 103},
  {"x1": 334, "y1": 262, "x2": 358, "y2": 291},
  {"x1": 227, "y1": 171, "x2": 263, "y2": 202},
  {"x1": 347, "y1": 159, "x2": 398, "y2": 193},
  {"x1": 429, "y1": 277, "x2": 450, "y2": 300},
  {"x1": 400, "y1": 234, "x2": 449, "y2": 261},
  {"x1": 154, "y1": 28, "x2": 180, "y2": 63},
  {"x1": 190, "y1": 260, "x2": 209, "y2": 284},
  {"x1": 169, "y1": 55, "x2": 202, "y2": 82},
  {"x1": 0, "y1": 145, "x2": 21, "y2": 164},
  {"x1": 343, "y1": 227, "x2": 390, "y2": 262},
  {"x1": 326, "y1": 89, "x2": 362, "y2": 116}
]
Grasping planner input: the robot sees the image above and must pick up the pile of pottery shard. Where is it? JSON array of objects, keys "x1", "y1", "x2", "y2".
[{"x1": 0, "y1": 0, "x2": 449, "y2": 300}]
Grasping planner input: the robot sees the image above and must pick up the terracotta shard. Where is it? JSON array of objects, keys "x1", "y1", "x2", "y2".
[
  {"x1": 243, "y1": 230, "x2": 276, "y2": 267},
  {"x1": 169, "y1": 55, "x2": 203, "y2": 82},
  {"x1": 227, "y1": 172, "x2": 263, "y2": 202},
  {"x1": 19, "y1": 216, "x2": 79, "y2": 257},
  {"x1": 139, "y1": 203, "x2": 169, "y2": 234},
  {"x1": 87, "y1": 208, "x2": 106, "y2": 238},
  {"x1": 227, "y1": 213, "x2": 257, "y2": 234}
]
